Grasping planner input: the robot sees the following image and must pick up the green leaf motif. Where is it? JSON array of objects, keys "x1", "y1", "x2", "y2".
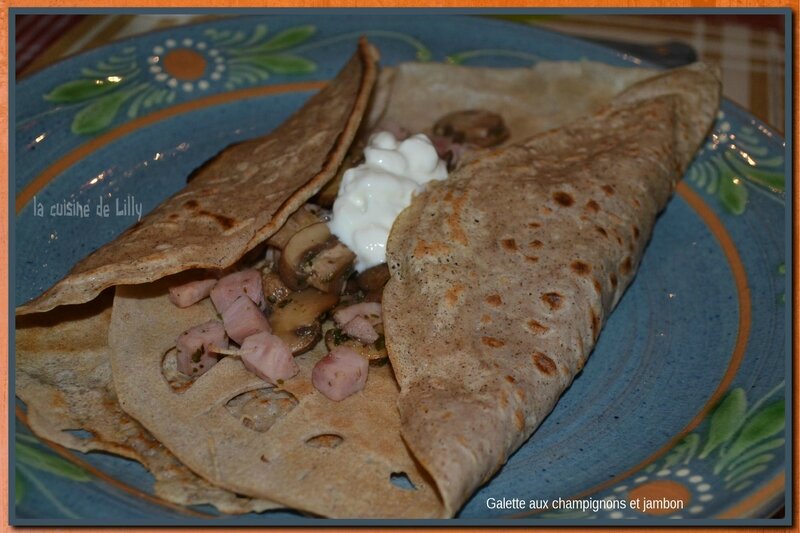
[
  {"x1": 255, "y1": 25, "x2": 316, "y2": 53},
  {"x1": 725, "y1": 453, "x2": 775, "y2": 483},
  {"x1": 246, "y1": 54, "x2": 316, "y2": 75},
  {"x1": 725, "y1": 464, "x2": 768, "y2": 488},
  {"x1": 71, "y1": 85, "x2": 144, "y2": 135},
  {"x1": 717, "y1": 174, "x2": 748, "y2": 215},
  {"x1": 662, "y1": 433, "x2": 701, "y2": 468},
  {"x1": 15, "y1": 468, "x2": 26, "y2": 505},
  {"x1": 743, "y1": 167, "x2": 785, "y2": 192},
  {"x1": 724, "y1": 399, "x2": 785, "y2": 460},
  {"x1": 715, "y1": 437, "x2": 784, "y2": 475},
  {"x1": 16, "y1": 441, "x2": 91, "y2": 482},
  {"x1": 44, "y1": 78, "x2": 122, "y2": 103},
  {"x1": 699, "y1": 388, "x2": 746, "y2": 459},
  {"x1": 723, "y1": 150, "x2": 785, "y2": 192}
]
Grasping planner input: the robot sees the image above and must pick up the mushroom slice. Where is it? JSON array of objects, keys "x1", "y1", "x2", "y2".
[
  {"x1": 307, "y1": 240, "x2": 356, "y2": 294},
  {"x1": 277, "y1": 222, "x2": 332, "y2": 290},
  {"x1": 262, "y1": 271, "x2": 291, "y2": 307},
  {"x1": 270, "y1": 288, "x2": 339, "y2": 355},
  {"x1": 433, "y1": 109, "x2": 510, "y2": 148},
  {"x1": 267, "y1": 205, "x2": 322, "y2": 250},
  {"x1": 324, "y1": 327, "x2": 387, "y2": 362},
  {"x1": 356, "y1": 263, "x2": 390, "y2": 292}
]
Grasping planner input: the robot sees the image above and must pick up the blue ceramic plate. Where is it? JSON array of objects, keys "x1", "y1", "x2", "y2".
[{"x1": 13, "y1": 14, "x2": 788, "y2": 523}]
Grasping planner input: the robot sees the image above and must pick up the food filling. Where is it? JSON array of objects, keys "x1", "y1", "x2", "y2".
[{"x1": 167, "y1": 109, "x2": 509, "y2": 401}]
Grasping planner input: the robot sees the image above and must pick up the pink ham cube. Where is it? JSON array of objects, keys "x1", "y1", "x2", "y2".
[
  {"x1": 311, "y1": 346, "x2": 368, "y2": 401},
  {"x1": 333, "y1": 302, "x2": 382, "y2": 327},
  {"x1": 176, "y1": 320, "x2": 228, "y2": 376},
  {"x1": 210, "y1": 269, "x2": 264, "y2": 313},
  {"x1": 240, "y1": 332, "x2": 299, "y2": 386},
  {"x1": 222, "y1": 295, "x2": 271, "y2": 345},
  {"x1": 341, "y1": 315, "x2": 379, "y2": 344},
  {"x1": 168, "y1": 278, "x2": 217, "y2": 308}
]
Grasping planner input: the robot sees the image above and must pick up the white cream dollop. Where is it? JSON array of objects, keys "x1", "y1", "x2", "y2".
[{"x1": 328, "y1": 132, "x2": 448, "y2": 271}]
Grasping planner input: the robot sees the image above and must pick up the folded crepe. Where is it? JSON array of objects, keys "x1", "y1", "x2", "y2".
[
  {"x1": 383, "y1": 63, "x2": 720, "y2": 515},
  {"x1": 16, "y1": 40, "x2": 718, "y2": 518},
  {"x1": 16, "y1": 39, "x2": 379, "y2": 316}
]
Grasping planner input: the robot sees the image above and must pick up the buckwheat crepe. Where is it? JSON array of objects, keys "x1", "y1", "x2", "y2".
[
  {"x1": 383, "y1": 62, "x2": 720, "y2": 515},
  {"x1": 16, "y1": 39, "x2": 379, "y2": 316}
]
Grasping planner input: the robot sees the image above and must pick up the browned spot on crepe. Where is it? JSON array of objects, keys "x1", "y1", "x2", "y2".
[
  {"x1": 481, "y1": 314, "x2": 492, "y2": 324},
  {"x1": 529, "y1": 239, "x2": 543, "y2": 249},
  {"x1": 514, "y1": 409, "x2": 525, "y2": 431},
  {"x1": 593, "y1": 278, "x2": 602, "y2": 294},
  {"x1": 499, "y1": 390, "x2": 509, "y2": 408},
  {"x1": 601, "y1": 184, "x2": 615, "y2": 195},
  {"x1": 610, "y1": 272, "x2": 619, "y2": 288},
  {"x1": 445, "y1": 284, "x2": 465, "y2": 306},
  {"x1": 585, "y1": 199, "x2": 600, "y2": 213},
  {"x1": 198, "y1": 210, "x2": 236, "y2": 230},
  {"x1": 633, "y1": 225, "x2": 641, "y2": 239},
  {"x1": 500, "y1": 238, "x2": 518, "y2": 251},
  {"x1": 505, "y1": 375, "x2": 516, "y2": 384},
  {"x1": 444, "y1": 190, "x2": 469, "y2": 245},
  {"x1": 413, "y1": 240, "x2": 451, "y2": 258},
  {"x1": 595, "y1": 226, "x2": 608, "y2": 238},
  {"x1": 620, "y1": 256, "x2": 633, "y2": 275},
  {"x1": 552, "y1": 191, "x2": 575, "y2": 207},
  {"x1": 486, "y1": 294, "x2": 502, "y2": 306},
  {"x1": 481, "y1": 336, "x2": 505, "y2": 348},
  {"x1": 532, "y1": 352, "x2": 557, "y2": 375},
  {"x1": 591, "y1": 309, "x2": 601, "y2": 340},
  {"x1": 541, "y1": 292, "x2": 563, "y2": 310},
  {"x1": 528, "y1": 222, "x2": 541, "y2": 228},
  {"x1": 525, "y1": 256, "x2": 539, "y2": 263},
  {"x1": 526, "y1": 319, "x2": 549, "y2": 335},
  {"x1": 570, "y1": 261, "x2": 591, "y2": 275}
]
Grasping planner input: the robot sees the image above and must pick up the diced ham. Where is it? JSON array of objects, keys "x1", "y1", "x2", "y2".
[
  {"x1": 168, "y1": 279, "x2": 217, "y2": 308},
  {"x1": 176, "y1": 320, "x2": 228, "y2": 377},
  {"x1": 333, "y1": 302, "x2": 382, "y2": 328},
  {"x1": 342, "y1": 315, "x2": 379, "y2": 344},
  {"x1": 222, "y1": 295, "x2": 271, "y2": 345},
  {"x1": 311, "y1": 346, "x2": 368, "y2": 401},
  {"x1": 210, "y1": 269, "x2": 264, "y2": 314},
  {"x1": 240, "y1": 332, "x2": 299, "y2": 386}
]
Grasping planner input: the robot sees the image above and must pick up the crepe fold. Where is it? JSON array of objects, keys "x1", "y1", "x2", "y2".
[
  {"x1": 382, "y1": 63, "x2": 721, "y2": 515},
  {"x1": 17, "y1": 38, "x2": 379, "y2": 315}
]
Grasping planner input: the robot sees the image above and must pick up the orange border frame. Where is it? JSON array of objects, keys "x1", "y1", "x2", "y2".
[{"x1": 1, "y1": 4, "x2": 796, "y2": 532}]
